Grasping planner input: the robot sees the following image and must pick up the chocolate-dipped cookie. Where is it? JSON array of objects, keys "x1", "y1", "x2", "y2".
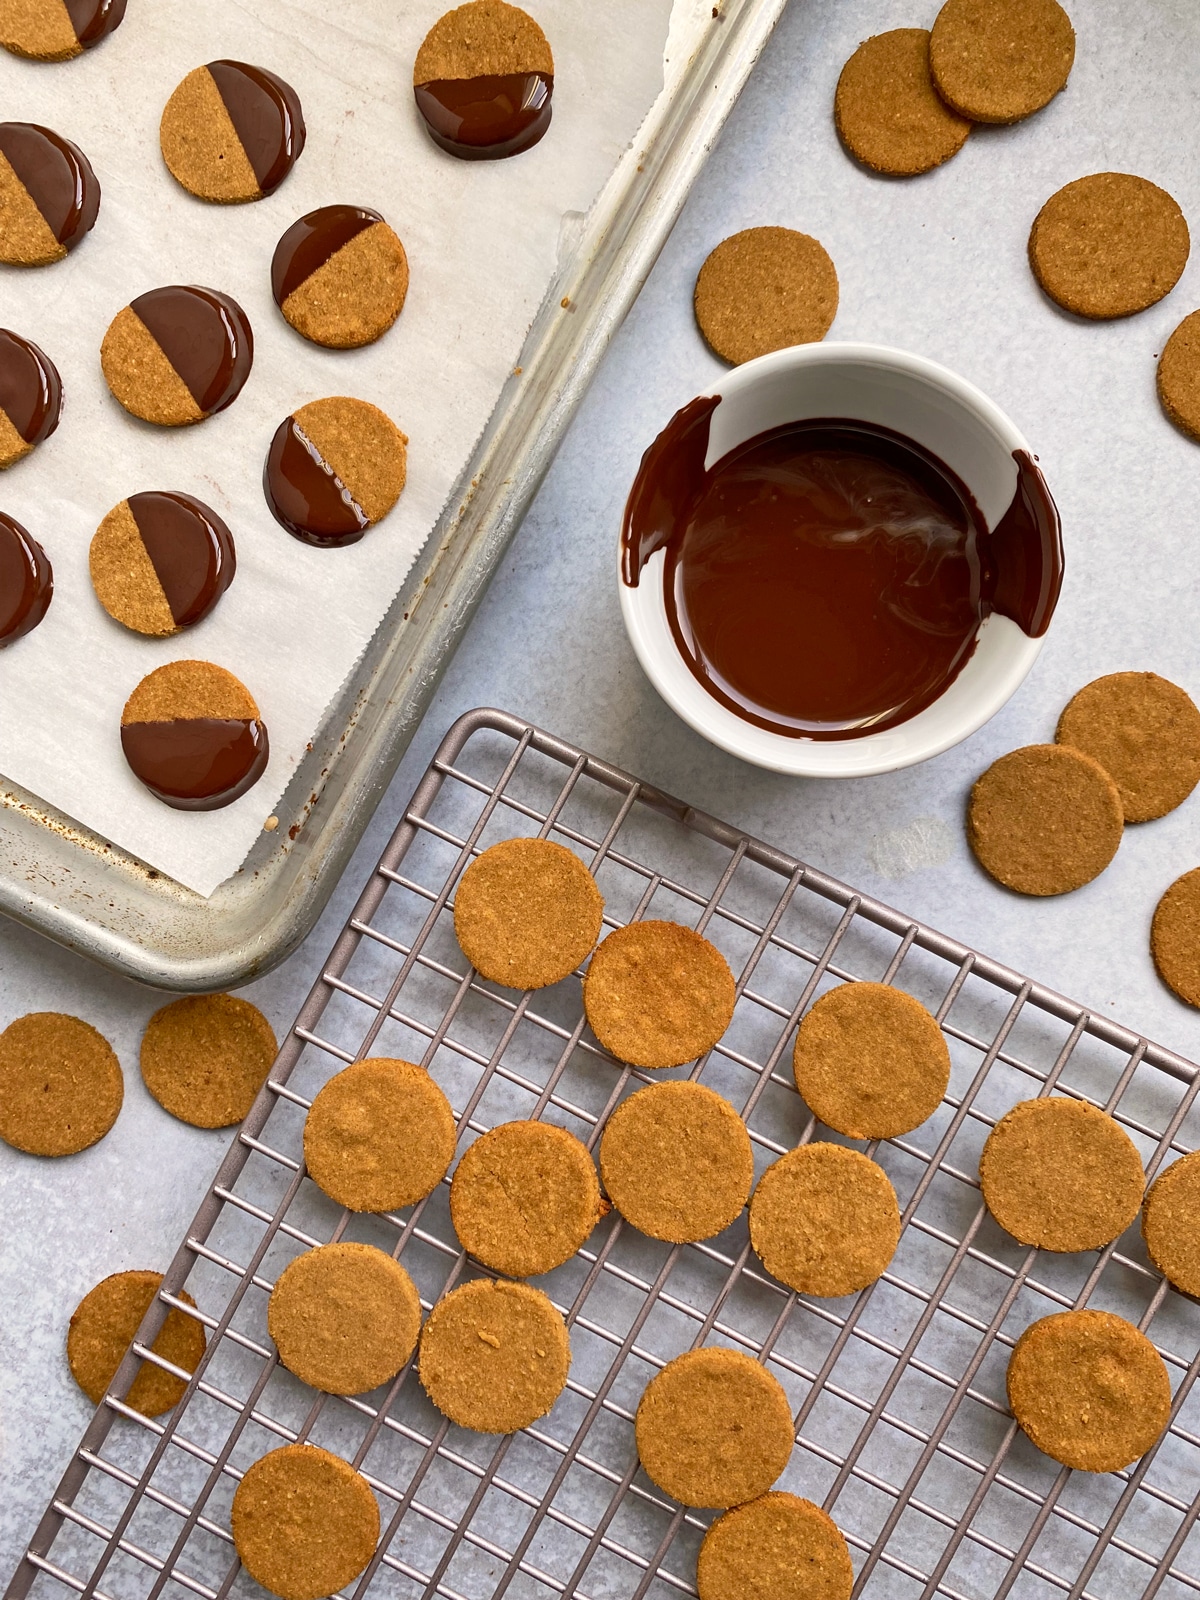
[
  {"x1": 0, "y1": 511, "x2": 53, "y2": 646},
  {"x1": 2, "y1": 0, "x2": 127, "y2": 61},
  {"x1": 264, "y1": 396, "x2": 407, "y2": 546},
  {"x1": 121, "y1": 661, "x2": 269, "y2": 811},
  {"x1": 90, "y1": 492, "x2": 235, "y2": 636},
  {"x1": 0, "y1": 122, "x2": 100, "y2": 264},
  {"x1": 414, "y1": 1, "x2": 554, "y2": 161},
  {"x1": 101, "y1": 287, "x2": 253, "y2": 426},
  {"x1": 0, "y1": 329, "x2": 61, "y2": 469},
  {"x1": 160, "y1": 61, "x2": 305, "y2": 204},
  {"x1": 271, "y1": 206, "x2": 409, "y2": 349}
]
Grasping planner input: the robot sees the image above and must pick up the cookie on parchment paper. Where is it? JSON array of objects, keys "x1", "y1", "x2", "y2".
[
  {"x1": 0, "y1": 328, "x2": 61, "y2": 469},
  {"x1": 835, "y1": 29, "x2": 971, "y2": 178},
  {"x1": 160, "y1": 61, "x2": 304, "y2": 203},
  {"x1": 272, "y1": 205, "x2": 409, "y2": 349},
  {"x1": 2, "y1": 0, "x2": 125, "y2": 61},
  {"x1": 264, "y1": 396, "x2": 407, "y2": 546},
  {"x1": 120, "y1": 660, "x2": 269, "y2": 812},
  {"x1": 101, "y1": 286, "x2": 253, "y2": 426},
  {"x1": 413, "y1": 1, "x2": 555, "y2": 162},
  {"x1": 929, "y1": 0, "x2": 1075, "y2": 124},
  {"x1": 0, "y1": 121, "x2": 100, "y2": 264},
  {"x1": 90, "y1": 493, "x2": 236, "y2": 638}
]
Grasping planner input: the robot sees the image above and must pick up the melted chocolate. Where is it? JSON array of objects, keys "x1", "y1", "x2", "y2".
[
  {"x1": 129, "y1": 286, "x2": 253, "y2": 416},
  {"x1": 263, "y1": 416, "x2": 369, "y2": 546},
  {"x1": 121, "y1": 717, "x2": 269, "y2": 810},
  {"x1": 127, "y1": 491, "x2": 236, "y2": 628},
  {"x1": 0, "y1": 123, "x2": 100, "y2": 251},
  {"x1": 0, "y1": 511, "x2": 53, "y2": 646},
  {"x1": 0, "y1": 329, "x2": 62, "y2": 445},
  {"x1": 271, "y1": 205, "x2": 381, "y2": 306},
  {"x1": 414, "y1": 72, "x2": 553, "y2": 160},
  {"x1": 62, "y1": 0, "x2": 127, "y2": 47},
  {"x1": 208, "y1": 60, "x2": 305, "y2": 195}
]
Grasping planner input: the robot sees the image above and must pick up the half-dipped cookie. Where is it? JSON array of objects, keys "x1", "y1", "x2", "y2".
[
  {"x1": 121, "y1": 661, "x2": 268, "y2": 811},
  {"x1": 0, "y1": 330, "x2": 61, "y2": 469},
  {"x1": 91, "y1": 493, "x2": 235, "y2": 636},
  {"x1": 0, "y1": 512, "x2": 53, "y2": 646},
  {"x1": 101, "y1": 287, "x2": 253, "y2": 426},
  {"x1": 272, "y1": 206, "x2": 409, "y2": 349},
  {"x1": 0, "y1": 122, "x2": 100, "y2": 264},
  {"x1": 2, "y1": 0, "x2": 127, "y2": 61},
  {"x1": 160, "y1": 61, "x2": 305, "y2": 203},
  {"x1": 264, "y1": 397, "x2": 407, "y2": 546},
  {"x1": 414, "y1": 1, "x2": 553, "y2": 161}
]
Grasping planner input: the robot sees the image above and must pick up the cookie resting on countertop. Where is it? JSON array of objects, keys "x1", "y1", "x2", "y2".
[
  {"x1": 272, "y1": 206, "x2": 409, "y2": 349},
  {"x1": 139, "y1": 993, "x2": 276, "y2": 1128},
  {"x1": 0, "y1": 1011, "x2": 122, "y2": 1156},
  {"x1": 697, "y1": 1493, "x2": 855, "y2": 1600},
  {"x1": 0, "y1": 328, "x2": 61, "y2": 468},
  {"x1": 90, "y1": 492, "x2": 236, "y2": 636},
  {"x1": 1158, "y1": 310, "x2": 1200, "y2": 445},
  {"x1": 67, "y1": 1269, "x2": 205, "y2": 1417},
  {"x1": 582, "y1": 920, "x2": 736, "y2": 1069},
  {"x1": 0, "y1": 511, "x2": 53, "y2": 646},
  {"x1": 1029, "y1": 173, "x2": 1190, "y2": 319},
  {"x1": 231, "y1": 1445, "x2": 379, "y2": 1600},
  {"x1": 453, "y1": 837, "x2": 604, "y2": 989},
  {"x1": 414, "y1": 0, "x2": 554, "y2": 161},
  {"x1": 749, "y1": 1143, "x2": 901, "y2": 1297},
  {"x1": 694, "y1": 227, "x2": 838, "y2": 365},
  {"x1": 835, "y1": 29, "x2": 971, "y2": 177},
  {"x1": 929, "y1": 0, "x2": 1075, "y2": 124},
  {"x1": 0, "y1": 121, "x2": 100, "y2": 264},
  {"x1": 160, "y1": 60, "x2": 305, "y2": 203},
  {"x1": 101, "y1": 286, "x2": 253, "y2": 426},
  {"x1": 120, "y1": 661, "x2": 269, "y2": 811},
  {"x1": 263, "y1": 396, "x2": 407, "y2": 546},
  {"x1": 1056, "y1": 671, "x2": 1200, "y2": 822},
  {"x1": 2, "y1": 0, "x2": 126, "y2": 60}
]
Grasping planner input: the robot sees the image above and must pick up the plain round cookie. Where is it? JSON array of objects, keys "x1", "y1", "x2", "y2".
[
  {"x1": 303, "y1": 1057, "x2": 457, "y2": 1212},
  {"x1": 1143, "y1": 1151, "x2": 1200, "y2": 1297},
  {"x1": 967, "y1": 744, "x2": 1124, "y2": 896},
  {"x1": 1056, "y1": 672, "x2": 1200, "y2": 823},
  {"x1": 68, "y1": 1270, "x2": 205, "y2": 1416},
  {"x1": 694, "y1": 228, "x2": 838, "y2": 365},
  {"x1": 268, "y1": 1242, "x2": 421, "y2": 1395},
  {"x1": 140, "y1": 994, "x2": 276, "y2": 1129},
  {"x1": 835, "y1": 29, "x2": 971, "y2": 178},
  {"x1": 449, "y1": 1119, "x2": 603, "y2": 1276},
  {"x1": 583, "y1": 921, "x2": 736, "y2": 1070},
  {"x1": 929, "y1": 0, "x2": 1075, "y2": 124},
  {"x1": 792, "y1": 983, "x2": 950, "y2": 1140},
  {"x1": 418, "y1": 1278, "x2": 570, "y2": 1433},
  {"x1": 1029, "y1": 173, "x2": 1190, "y2": 320},
  {"x1": 1158, "y1": 309, "x2": 1200, "y2": 445},
  {"x1": 1007, "y1": 1310, "x2": 1171, "y2": 1472},
  {"x1": 1152, "y1": 868, "x2": 1200, "y2": 1008},
  {"x1": 231, "y1": 1444, "x2": 379, "y2": 1600},
  {"x1": 0, "y1": 1012, "x2": 123, "y2": 1156},
  {"x1": 454, "y1": 838, "x2": 603, "y2": 989},
  {"x1": 121, "y1": 660, "x2": 269, "y2": 812},
  {"x1": 750, "y1": 1143, "x2": 901, "y2": 1297},
  {"x1": 635, "y1": 1347, "x2": 794, "y2": 1508},
  {"x1": 980, "y1": 1098, "x2": 1144, "y2": 1252},
  {"x1": 697, "y1": 1492, "x2": 854, "y2": 1600}
]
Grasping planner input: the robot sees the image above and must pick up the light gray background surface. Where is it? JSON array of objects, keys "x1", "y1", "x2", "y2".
[{"x1": 4, "y1": 0, "x2": 1200, "y2": 1578}]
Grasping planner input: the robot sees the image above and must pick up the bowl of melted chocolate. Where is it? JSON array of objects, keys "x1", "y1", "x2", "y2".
[{"x1": 619, "y1": 343, "x2": 1063, "y2": 775}]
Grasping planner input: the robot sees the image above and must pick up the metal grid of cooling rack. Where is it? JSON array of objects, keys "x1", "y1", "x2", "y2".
[{"x1": 10, "y1": 706, "x2": 1200, "y2": 1600}]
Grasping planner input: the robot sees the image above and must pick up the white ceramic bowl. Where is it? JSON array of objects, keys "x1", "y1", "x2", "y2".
[{"x1": 618, "y1": 342, "x2": 1058, "y2": 777}]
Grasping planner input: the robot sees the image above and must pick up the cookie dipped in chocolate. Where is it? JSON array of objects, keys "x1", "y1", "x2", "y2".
[
  {"x1": 0, "y1": 123, "x2": 100, "y2": 264},
  {"x1": 2, "y1": 0, "x2": 126, "y2": 60},
  {"x1": 0, "y1": 330, "x2": 62, "y2": 468},
  {"x1": 263, "y1": 398, "x2": 407, "y2": 546},
  {"x1": 206, "y1": 61, "x2": 305, "y2": 196},
  {"x1": 0, "y1": 512, "x2": 53, "y2": 646},
  {"x1": 120, "y1": 662, "x2": 268, "y2": 810},
  {"x1": 91, "y1": 492, "x2": 235, "y2": 635},
  {"x1": 264, "y1": 417, "x2": 369, "y2": 546},
  {"x1": 101, "y1": 287, "x2": 253, "y2": 426},
  {"x1": 413, "y1": 1, "x2": 553, "y2": 160}
]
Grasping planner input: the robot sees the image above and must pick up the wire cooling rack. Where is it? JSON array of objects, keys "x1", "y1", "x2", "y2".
[{"x1": 10, "y1": 706, "x2": 1200, "y2": 1600}]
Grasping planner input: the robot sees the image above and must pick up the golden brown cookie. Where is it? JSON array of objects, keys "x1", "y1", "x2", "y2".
[
  {"x1": 583, "y1": 921, "x2": 736, "y2": 1070},
  {"x1": 792, "y1": 983, "x2": 950, "y2": 1140},
  {"x1": 2, "y1": 0, "x2": 126, "y2": 61},
  {"x1": 89, "y1": 493, "x2": 236, "y2": 638},
  {"x1": 272, "y1": 206, "x2": 409, "y2": 349},
  {"x1": 304, "y1": 1057, "x2": 457, "y2": 1212},
  {"x1": 694, "y1": 227, "x2": 838, "y2": 365},
  {"x1": 160, "y1": 62, "x2": 305, "y2": 203},
  {"x1": 268, "y1": 1242, "x2": 421, "y2": 1395},
  {"x1": 929, "y1": 0, "x2": 1074, "y2": 124},
  {"x1": 450, "y1": 1119, "x2": 603, "y2": 1276},
  {"x1": 454, "y1": 838, "x2": 604, "y2": 989},
  {"x1": 120, "y1": 660, "x2": 269, "y2": 812},
  {"x1": 67, "y1": 1269, "x2": 205, "y2": 1416},
  {"x1": 635, "y1": 1347, "x2": 794, "y2": 1508},
  {"x1": 1056, "y1": 672, "x2": 1200, "y2": 823},
  {"x1": 418, "y1": 1277, "x2": 570, "y2": 1433},
  {"x1": 0, "y1": 123, "x2": 100, "y2": 264},
  {"x1": 1152, "y1": 868, "x2": 1200, "y2": 1008},
  {"x1": 835, "y1": 30, "x2": 971, "y2": 179},
  {"x1": 100, "y1": 287, "x2": 253, "y2": 425},
  {"x1": 264, "y1": 396, "x2": 407, "y2": 546},
  {"x1": 599, "y1": 1080, "x2": 753, "y2": 1243},
  {"x1": 231, "y1": 1445, "x2": 379, "y2": 1600},
  {"x1": 413, "y1": 2, "x2": 554, "y2": 162},
  {"x1": 697, "y1": 1493, "x2": 854, "y2": 1600},
  {"x1": 980, "y1": 1097, "x2": 1144, "y2": 1252},
  {"x1": 0, "y1": 328, "x2": 61, "y2": 470},
  {"x1": 1007, "y1": 1310, "x2": 1171, "y2": 1472},
  {"x1": 1143, "y1": 1151, "x2": 1200, "y2": 1296},
  {"x1": 140, "y1": 993, "x2": 276, "y2": 1129},
  {"x1": 1158, "y1": 309, "x2": 1200, "y2": 444},
  {"x1": 967, "y1": 744, "x2": 1124, "y2": 896},
  {"x1": 749, "y1": 1143, "x2": 900, "y2": 1297},
  {"x1": 1029, "y1": 174, "x2": 1190, "y2": 320},
  {"x1": 0, "y1": 1011, "x2": 123, "y2": 1156}
]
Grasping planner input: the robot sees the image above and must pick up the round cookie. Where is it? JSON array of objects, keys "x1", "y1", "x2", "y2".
[
  {"x1": 2, "y1": 0, "x2": 126, "y2": 61},
  {"x1": 418, "y1": 1277, "x2": 570, "y2": 1433},
  {"x1": 582, "y1": 920, "x2": 736, "y2": 1070},
  {"x1": 120, "y1": 660, "x2": 269, "y2": 812},
  {"x1": 231, "y1": 1444, "x2": 379, "y2": 1600},
  {"x1": 1143, "y1": 1150, "x2": 1200, "y2": 1297},
  {"x1": 68, "y1": 1269, "x2": 205, "y2": 1416},
  {"x1": 929, "y1": 0, "x2": 1075, "y2": 124},
  {"x1": 1056, "y1": 672, "x2": 1200, "y2": 823},
  {"x1": 792, "y1": 982, "x2": 950, "y2": 1140},
  {"x1": 694, "y1": 227, "x2": 838, "y2": 366},
  {"x1": 90, "y1": 492, "x2": 236, "y2": 637},
  {"x1": 697, "y1": 1493, "x2": 854, "y2": 1600},
  {"x1": 1029, "y1": 174, "x2": 1190, "y2": 320},
  {"x1": 749, "y1": 1143, "x2": 901, "y2": 1297},
  {"x1": 1152, "y1": 868, "x2": 1200, "y2": 1008},
  {"x1": 980, "y1": 1097, "x2": 1145, "y2": 1252},
  {"x1": 160, "y1": 61, "x2": 305, "y2": 204},
  {"x1": 304, "y1": 1057, "x2": 457, "y2": 1212},
  {"x1": 264, "y1": 396, "x2": 407, "y2": 546},
  {"x1": 1158, "y1": 309, "x2": 1200, "y2": 445},
  {"x1": 599, "y1": 1080, "x2": 753, "y2": 1243},
  {"x1": 414, "y1": 1, "x2": 554, "y2": 162},
  {"x1": 272, "y1": 206, "x2": 409, "y2": 349},
  {"x1": 635, "y1": 1347, "x2": 794, "y2": 1509},
  {"x1": 101, "y1": 286, "x2": 253, "y2": 427},
  {"x1": 967, "y1": 744, "x2": 1124, "y2": 896},
  {"x1": 0, "y1": 328, "x2": 61, "y2": 469},
  {"x1": 450, "y1": 1119, "x2": 603, "y2": 1276},
  {"x1": 267, "y1": 1242, "x2": 421, "y2": 1395},
  {"x1": 139, "y1": 993, "x2": 276, "y2": 1129},
  {"x1": 1007, "y1": 1309, "x2": 1171, "y2": 1472},
  {"x1": 453, "y1": 837, "x2": 604, "y2": 989},
  {"x1": 0, "y1": 511, "x2": 53, "y2": 647},
  {"x1": 0, "y1": 1011, "x2": 122, "y2": 1156},
  {"x1": 835, "y1": 30, "x2": 971, "y2": 179},
  {"x1": 0, "y1": 122, "x2": 100, "y2": 264}
]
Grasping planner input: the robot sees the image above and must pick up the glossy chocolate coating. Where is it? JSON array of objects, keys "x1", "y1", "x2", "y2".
[
  {"x1": 0, "y1": 511, "x2": 53, "y2": 645},
  {"x1": 271, "y1": 205, "x2": 381, "y2": 306},
  {"x1": 130, "y1": 286, "x2": 253, "y2": 416},
  {"x1": 263, "y1": 415, "x2": 369, "y2": 546},
  {"x1": 0, "y1": 122, "x2": 100, "y2": 251},
  {"x1": 127, "y1": 491, "x2": 236, "y2": 627},
  {"x1": 121, "y1": 716, "x2": 269, "y2": 809},
  {"x1": 0, "y1": 329, "x2": 62, "y2": 446},
  {"x1": 63, "y1": 0, "x2": 127, "y2": 48},
  {"x1": 414, "y1": 71, "x2": 552, "y2": 160},
  {"x1": 208, "y1": 60, "x2": 305, "y2": 195}
]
